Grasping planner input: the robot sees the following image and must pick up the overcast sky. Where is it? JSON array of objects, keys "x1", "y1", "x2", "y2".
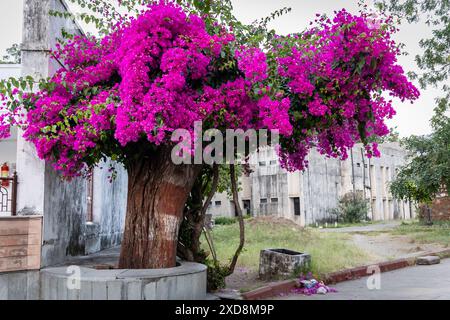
[{"x1": 0, "y1": 0, "x2": 440, "y2": 137}]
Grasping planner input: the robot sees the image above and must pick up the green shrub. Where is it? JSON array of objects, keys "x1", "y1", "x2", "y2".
[
  {"x1": 205, "y1": 260, "x2": 230, "y2": 291},
  {"x1": 331, "y1": 192, "x2": 369, "y2": 223},
  {"x1": 214, "y1": 216, "x2": 237, "y2": 225}
]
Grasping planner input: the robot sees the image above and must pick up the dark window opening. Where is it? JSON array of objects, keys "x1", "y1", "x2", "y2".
[
  {"x1": 293, "y1": 197, "x2": 301, "y2": 216},
  {"x1": 243, "y1": 200, "x2": 251, "y2": 216}
]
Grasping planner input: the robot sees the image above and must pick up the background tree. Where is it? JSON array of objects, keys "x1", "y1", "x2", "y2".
[
  {"x1": 390, "y1": 117, "x2": 450, "y2": 218},
  {"x1": 0, "y1": 44, "x2": 21, "y2": 64},
  {"x1": 0, "y1": 1, "x2": 419, "y2": 270},
  {"x1": 378, "y1": 0, "x2": 450, "y2": 222},
  {"x1": 376, "y1": 0, "x2": 450, "y2": 114}
]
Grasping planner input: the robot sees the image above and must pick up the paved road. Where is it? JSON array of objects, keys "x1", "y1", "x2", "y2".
[
  {"x1": 319, "y1": 221, "x2": 401, "y2": 233},
  {"x1": 279, "y1": 259, "x2": 450, "y2": 300}
]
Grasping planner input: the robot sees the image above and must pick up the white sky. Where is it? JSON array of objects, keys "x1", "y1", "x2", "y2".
[{"x1": 0, "y1": 0, "x2": 441, "y2": 137}]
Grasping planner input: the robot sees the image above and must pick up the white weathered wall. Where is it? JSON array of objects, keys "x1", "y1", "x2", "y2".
[{"x1": 20, "y1": 0, "x2": 127, "y2": 266}]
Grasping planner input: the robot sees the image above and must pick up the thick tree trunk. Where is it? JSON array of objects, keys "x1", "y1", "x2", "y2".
[{"x1": 119, "y1": 147, "x2": 201, "y2": 269}]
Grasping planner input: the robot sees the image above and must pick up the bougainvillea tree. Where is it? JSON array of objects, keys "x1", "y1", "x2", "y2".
[{"x1": 0, "y1": 1, "x2": 418, "y2": 269}]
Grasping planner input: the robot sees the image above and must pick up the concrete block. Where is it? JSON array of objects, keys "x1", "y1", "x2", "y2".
[
  {"x1": 92, "y1": 282, "x2": 107, "y2": 300},
  {"x1": 80, "y1": 281, "x2": 93, "y2": 300},
  {"x1": 48, "y1": 276, "x2": 58, "y2": 300},
  {"x1": 259, "y1": 248, "x2": 311, "y2": 280},
  {"x1": 0, "y1": 274, "x2": 8, "y2": 300},
  {"x1": 126, "y1": 281, "x2": 142, "y2": 300},
  {"x1": 56, "y1": 277, "x2": 68, "y2": 300},
  {"x1": 106, "y1": 281, "x2": 123, "y2": 300},
  {"x1": 173, "y1": 275, "x2": 189, "y2": 300},
  {"x1": 26, "y1": 271, "x2": 40, "y2": 300},
  {"x1": 143, "y1": 281, "x2": 157, "y2": 300},
  {"x1": 155, "y1": 277, "x2": 170, "y2": 300},
  {"x1": 190, "y1": 273, "x2": 203, "y2": 300},
  {"x1": 7, "y1": 272, "x2": 27, "y2": 300},
  {"x1": 195, "y1": 272, "x2": 207, "y2": 300},
  {"x1": 67, "y1": 287, "x2": 80, "y2": 300},
  {"x1": 416, "y1": 256, "x2": 441, "y2": 265},
  {"x1": 39, "y1": 271, "x2": 49, "y2": 300}
]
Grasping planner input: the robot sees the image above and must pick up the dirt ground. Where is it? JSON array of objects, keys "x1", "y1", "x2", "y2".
[
  {"x1": 223, "y1": 220, "x2": 447, "y2": 292},
  {"x1": 348, "y1": 232, "x2": 446, "y2": 263}
]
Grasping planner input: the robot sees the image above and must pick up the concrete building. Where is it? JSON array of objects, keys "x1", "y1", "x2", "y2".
[
  {"x1": 207, "y1": 143, "x2": 415, "y2": 226},
  {"x1": 0, "y1": 0, "x2": 127, "y2": 269}
]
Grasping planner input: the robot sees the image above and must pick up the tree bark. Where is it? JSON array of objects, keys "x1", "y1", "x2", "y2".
[{"x1": 119, "y1": 147, "x2": 201, "y2": 269}]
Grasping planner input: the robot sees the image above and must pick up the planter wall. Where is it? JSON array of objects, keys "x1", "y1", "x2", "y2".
[
  {"x1": 40, "y1": 262, "x2": 207, "y2": 300},
  {"x1": 259, "y1": 248, "x2": 311, "y2": 280}
]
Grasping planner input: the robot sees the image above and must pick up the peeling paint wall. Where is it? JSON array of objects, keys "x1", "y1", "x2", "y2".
[
  {"x1": 42, "y1": 164, "x2": 88, "y2": 265},
  {"x1": 86, "y1": 160, "x2": 127, "y2": 255},
  {"x1": 21, "y1": 0, "x2": 127, "y2": 267}
]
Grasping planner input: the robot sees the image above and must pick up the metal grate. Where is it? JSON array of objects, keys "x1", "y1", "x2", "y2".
[{"x1": 0, "y1": 172, "x2": 18, "y2": 216}]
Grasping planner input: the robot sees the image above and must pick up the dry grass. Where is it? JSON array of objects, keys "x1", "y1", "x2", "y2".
[
  {"x1": 391, "y1": 220, "x2": 450, "y2": 247},
  {"x1": 204, "y1": 216, "x2": 373, "y2": 277}
]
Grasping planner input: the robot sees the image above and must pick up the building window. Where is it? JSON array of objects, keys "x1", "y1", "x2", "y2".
[
  {"x1": 260, "y1": 198, "x2": 267, "y2": 204},
  {"x1": 259, "y1": 161, "x2": 266, "y2": 167},
  {"x1": 292, "y1": 197, "x2": 301, "y2": 216},
  {"x1": 243, "y1": 200, "x2": 251, "y2": 216},
  {"x1": 270, "y1": 160, "x2": 277, "y2": 165},
  {"x1": 215, "y1": 201, "x2": 222, "y2": 206},
  {"x1": 271, "y1": 198, "x2": 278, "y2": 203},
  {"x1": 356, "y1": 163, "x2": 361, "y2": 168}
]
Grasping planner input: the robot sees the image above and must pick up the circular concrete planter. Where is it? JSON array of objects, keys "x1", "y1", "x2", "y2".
[{"x1": 40, "y1": 262, "x2": 207, "y2": 300}]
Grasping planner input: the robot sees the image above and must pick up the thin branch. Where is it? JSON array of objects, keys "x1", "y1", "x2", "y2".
[
  {"x1": 203, "y1": 226, "x2": 217, "y2": 262},
  {"x1": 228, "y1": 164, "x2": 245, "y2": 275},
  {"x1": 201, "y1": 164, "x2": 219, "y2": 263},
  {"x1": 201, "y1": 163, "x2": 219, "y2": 217}
]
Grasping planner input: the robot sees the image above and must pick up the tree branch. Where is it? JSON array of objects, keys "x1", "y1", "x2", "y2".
[
  {"x1": 228, "y1": 164, "x2": 245, "y2": 275},
  {"x1": 202, "y1": 164, "x2": 219, "y2": 263}
]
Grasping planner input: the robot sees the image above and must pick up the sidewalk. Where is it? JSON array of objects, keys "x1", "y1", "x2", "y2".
[
  {"x1": 278, "y1": 258, "x2": 450, "y2": 300},
  {"x1": 319, "y1": 221, "x2": 401, "y2": 233}
]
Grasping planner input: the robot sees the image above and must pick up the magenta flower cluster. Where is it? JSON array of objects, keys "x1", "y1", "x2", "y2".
[
  {"x1": 0, "y1": 3, "x2": 419, "y2": 177},
  {"x1": 276, "y1": 10, "x2": 419, "y2": 171}
]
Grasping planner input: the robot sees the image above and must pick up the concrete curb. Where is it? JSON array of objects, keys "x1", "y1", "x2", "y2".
[
  {"x1": 242, "y1": 249, "x2": 450, "y2": 300},
  {"x1": 241, "y1": 280, "x2": 297, "y2": 300}
]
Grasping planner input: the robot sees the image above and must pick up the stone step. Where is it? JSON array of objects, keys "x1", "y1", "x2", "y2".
[{"x1": 416, "y1": 256, "x2": 441, "y2": 265}]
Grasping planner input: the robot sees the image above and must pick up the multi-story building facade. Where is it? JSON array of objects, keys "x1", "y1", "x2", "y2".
[{"x1": 207, "y1": 143, "x2": 415, "y2": 226}]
